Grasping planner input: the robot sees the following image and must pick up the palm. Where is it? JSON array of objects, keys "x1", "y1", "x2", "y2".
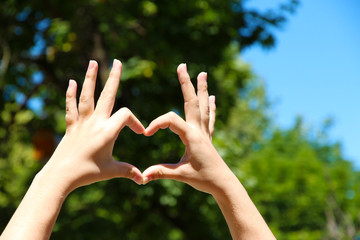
[{"x1": 143, "y1": 64, "x2": 230, "y2": 195}]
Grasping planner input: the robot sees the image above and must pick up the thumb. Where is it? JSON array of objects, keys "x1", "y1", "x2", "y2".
[
  {"x1": 142, "y1": 163, "x2": 186, "y2": 184},
  {"x1": 106, "y1": 160, "x2": 144, "y2": 185}
]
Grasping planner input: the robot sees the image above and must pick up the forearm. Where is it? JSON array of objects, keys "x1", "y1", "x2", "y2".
[
  {"x1": 1, "y1": 170, "x2": 70, "y2": 240},
  {"x1": 212, "y1": 171, "x2": 276, "y2": 240}
]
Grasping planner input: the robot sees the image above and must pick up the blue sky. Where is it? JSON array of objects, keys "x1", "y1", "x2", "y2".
[{"x1": 242, "y1": 0, "x2": 360, "y2": 165}]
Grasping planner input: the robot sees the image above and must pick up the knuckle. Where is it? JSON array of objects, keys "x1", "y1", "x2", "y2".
[
  {"x1": 127, "y1": 168, "x2": 136, "y2": 179},
  {"x1": 168, "y1": 111, "x2": 177, "y2": 120},
  {"x1": 65, "y1": 98, "x2": 72, "y2": 108},
  {"x1": 155, "y1": 167, "x2": 164, "y2": 179},
  {"x1": 108, "y1": 70, "x2": 119, "y2": 80},
  {"x1": 79, "y1": 95, "x2": 89, "y2": 103},
  {"x1": 66, "y1": 90, "x2": 74, "y2": 99},
  {"x1": 211, "y1": 103, "x2": 216, "y2": 112},
  {"x1": 100, "y1": 90, "x2": 113, "y2": 101},
  {"x1": 85, "y1": 71, "x2": 94, "y2": 79},
  {"x1": 199, "y1": 82, "x2": 208, "y2": 92},
  {"x1": 206, "y1": 107, "x2": 210, "y2": 116},
  {"x1": 179, "y1": 74, "x2": 190, "y2": 84},
  {"x1": 120, "y1": 107, "x2": 131, "y2": 116},
  {"x1": 185, "y1": 98, "x2": 199, "y2": 108},
  {"x1": 167, "y1": 111, "x2": 178, "y2": 127},
  {"x1": 65, "y1": 114, "x2": 74, "y2": 125},
  {"x1": 194, "y1": 99, "x2": 200, "y2": 109},
  {"x1": 119, "y1": 108, "x2": 133, "y2": 124}
]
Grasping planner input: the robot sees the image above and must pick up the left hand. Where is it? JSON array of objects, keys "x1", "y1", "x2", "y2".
[
  {"x1": 142, "y1": 64, "x2": 234, "y2": 196},
  {"x1": 39, "y1": 59, "x2": 145, "y2": 195}
]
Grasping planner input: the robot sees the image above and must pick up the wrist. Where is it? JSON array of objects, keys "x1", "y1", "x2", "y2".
[
  {"x1": 1, "y1": 166, "x2": 71, "y2": 239},
  {"x1": 209, "y1": 168, "x2": 243, "y2": 201},
  {"x1": 36, "y1": 162, "x2": 74, "y2": 198},
  {"x1": 209, "y1": 170, "x2": 276, "y2": 240}
]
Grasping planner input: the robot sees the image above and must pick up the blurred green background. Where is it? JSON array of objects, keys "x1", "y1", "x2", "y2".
[{"x1": 1, "y1": 0, "x2": 359, "y2": 239}]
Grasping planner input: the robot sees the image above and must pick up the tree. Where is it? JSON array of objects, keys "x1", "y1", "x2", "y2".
[
  {"x1": 4, "y1": 1, "x2": 358, "y2": 239},
  {"x1": 222, "y1": 116, "x2": 360, "y2": 239}
]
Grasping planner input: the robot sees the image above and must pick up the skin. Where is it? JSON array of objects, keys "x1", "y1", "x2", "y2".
[
  {"x1": 143, "y1": 63, "x2": 276, "y2": 239},
  {"x1": 1, "y1": 59, "x2": 145, "y2": 240},
  {"x1": 1, "y1": 61, "x2": 275, "y2": 240}
]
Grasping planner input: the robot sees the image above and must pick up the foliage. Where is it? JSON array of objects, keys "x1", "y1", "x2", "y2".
[
  {"x1": 2, "y1": 0, "x2": 359, "y2": 239},
  {"x1": 223, "y1": 116, "x2": 360, "y2": 239}
]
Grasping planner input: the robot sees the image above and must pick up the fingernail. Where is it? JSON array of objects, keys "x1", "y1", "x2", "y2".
[
  {"x1": 88, "y1": 60, "x2": 96, "y2": 70},
  {"x1": 144, "y1": 128, "x2": 152, "y2": 136},
  {"x1": 183, "y1": 63, "x2": 187, "y2": 71},
  {"x1": 113, "y1": 59, "x2": 121, "y2": 68},
  {"x1": 68, "y1": 79, "x2": 76, "y2": 89},
  {"x1": 179, "y1": 63, "x2": 186, "y2": 70},
  {"x1": 133, "y1": 176, "x2": 142, "y2": 185},
  {"x1": 200, "y1": 72, "x2": 207, "y2": 79},
  {"x1": 143, "y1": 176, "x2": 150, "y2": 184}
]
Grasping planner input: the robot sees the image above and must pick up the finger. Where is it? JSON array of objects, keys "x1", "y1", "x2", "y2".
[
  {"x1": 108, "y1": 160, "x2": 144, "y2": 185},
  {"x1": 65, "y1": 80, "x2": 78, "y2": 129},
  {"x1": 78, "y1": 60, "x2": 98, "y2": 119},
  {"x1": 177, "y1": 64, "x2": 201, "y2": 127},
  {"x1": 142, "y1": 163, "x2": 186, "y2": 184},
  {"x1": 108, "y1": 107, "x2": 145, "y2": 135},
  {"x1": 209, "y1": 95, "x2": 216, "y2": 139},
  {"x1": 144, "y1": 111, "x2": 189, "y2": 145},
  {"x1": 197, "y1": 72, "x2": 210, "y2": 134},
  {"x1": 95, "y1": 59, "x2": 122, "y2": 118}
]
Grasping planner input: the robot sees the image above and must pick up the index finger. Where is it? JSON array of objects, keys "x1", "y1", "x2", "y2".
[
  {"x1": 108, "y1": 107, "x2": 145, "y2": 135},
  {"x1": 95, "y1": 59, "x2": 122, "y2": 118},
  {"x1": 145, "y1": 111, "x2": 190, "y2": 145},
  {"x1": 177, "y1": 64, "x2": 201, "y2": 127},
  {"x1": 78, "y1": 60, "x2": 98, "y2": 120}
]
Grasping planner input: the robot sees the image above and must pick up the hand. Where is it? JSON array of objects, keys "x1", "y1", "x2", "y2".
[
  {"x1": 40, "y1": 59, "x2": 145, "y2": 194},
  {"x1": 143, "y1": 64, "x2": 235, "y2": 195}
]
